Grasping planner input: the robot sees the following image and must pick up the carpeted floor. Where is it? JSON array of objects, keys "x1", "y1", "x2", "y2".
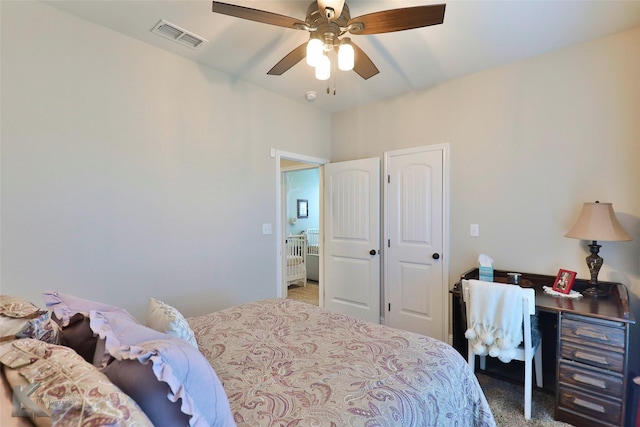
[
  {"x1": 287, "y1": 281, "x2": 319, "y2": 306},
  {"x1": 477, "y1": 373, "x2": 572, "y2": 426}
]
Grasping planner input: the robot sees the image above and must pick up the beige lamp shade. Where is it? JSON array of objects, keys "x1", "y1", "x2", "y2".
[{"x1": 565, "y1": 202, "x2": 632, "y2": 242}]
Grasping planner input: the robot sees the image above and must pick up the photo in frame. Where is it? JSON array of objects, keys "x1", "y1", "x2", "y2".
[
  {"x1": 296, "y1": 199, "x2": 308, "y2": 219},
  {"x1": 552, "y1": 269, "x2": 577, "y2": 294}
]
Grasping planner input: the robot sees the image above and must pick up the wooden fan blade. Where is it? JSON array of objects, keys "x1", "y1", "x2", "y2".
[
  {"x1": 348, "y1": 4, "x2": 445, "y2": 35},
  {"x1": 267, "y1": 43, "x2": 307, "y2": 76},
  {"x1": 351, "y1": 41, "x2": 379, "y2": 80},
  {"x1": 212, "y1": 1, "x2": 306, "y2": 29}
]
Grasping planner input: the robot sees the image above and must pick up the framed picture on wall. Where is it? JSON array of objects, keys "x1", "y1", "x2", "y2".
[
  {"x1": 297, "y1": 199, "x2": 308, "y2": 218},
  {"x1": 552, "y1": 269, "x2": 577, "y2": 294}
]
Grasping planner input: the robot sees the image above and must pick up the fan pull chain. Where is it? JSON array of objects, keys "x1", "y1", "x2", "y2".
[{"x1": 331, "y1": 58, "x2": 337, "y2": 95}]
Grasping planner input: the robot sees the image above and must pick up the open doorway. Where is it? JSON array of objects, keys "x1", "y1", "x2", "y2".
[
  {"x1": 282, "y1": 163, "x2": 319, "y2": 305},
  {"x1": 274, "y1": 150, "x2": 327, "y2": 306}
]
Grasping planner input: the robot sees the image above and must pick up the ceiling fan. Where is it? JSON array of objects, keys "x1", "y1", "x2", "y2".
[{"x1": 211, "y1": 0, "x2": 446, "y2": 81}]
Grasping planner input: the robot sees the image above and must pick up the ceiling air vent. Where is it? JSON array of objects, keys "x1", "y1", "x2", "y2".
[{"x1": 151, "y1": 19, "x2": 208, "y2": 49}]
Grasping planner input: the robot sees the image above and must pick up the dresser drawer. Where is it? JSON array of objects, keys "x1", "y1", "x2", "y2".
[
  {"x1": 558, "y1": 385, "x2": 622, "y2": 426},
  {"x1": 561, "y1": 317, "x2": 625, "y2": 349},
  {"x1": 560, "y1": 341, "x2": 624, "y2": 372},
  {"x1": 558, "y1": 360, "x2": 623, "y2": 398}
]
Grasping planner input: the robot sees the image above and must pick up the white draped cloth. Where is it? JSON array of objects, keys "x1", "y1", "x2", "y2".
[{"x1": 464, "y1": 279, "x2": 524, "y2": 363}]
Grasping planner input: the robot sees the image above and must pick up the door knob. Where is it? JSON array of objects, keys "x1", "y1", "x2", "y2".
[
  {"x1": 369, "y1": 249, "x2": 377, "y2": 256},
  {"x1": 432, "y1": 253, "x2": 440, "y2": 260}
]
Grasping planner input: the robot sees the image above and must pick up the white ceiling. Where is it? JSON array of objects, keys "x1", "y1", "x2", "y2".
[{"x1": 44, "y1": 0, "x2": 640, "y2": 113}]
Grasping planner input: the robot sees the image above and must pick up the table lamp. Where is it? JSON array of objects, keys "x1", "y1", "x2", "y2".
[{"x1": 564, "y1": 201, "x2": 632, "y2": 297}]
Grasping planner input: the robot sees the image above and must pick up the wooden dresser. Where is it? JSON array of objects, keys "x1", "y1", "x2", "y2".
[{"x1": 451, "y1": 269, "x2": 635, "y2": 426}]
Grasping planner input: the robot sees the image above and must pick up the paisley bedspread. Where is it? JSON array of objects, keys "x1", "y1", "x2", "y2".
[{"x1": 188, "y1": 298, "x2": 496, "y2": 427}]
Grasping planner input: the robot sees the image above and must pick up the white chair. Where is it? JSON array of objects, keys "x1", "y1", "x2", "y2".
[{"x1": 462, "y1": 279, "x2": 543, "y2": 419}]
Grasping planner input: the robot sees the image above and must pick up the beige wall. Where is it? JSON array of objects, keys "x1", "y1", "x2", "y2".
[
  {"x1": 332, "y1": 28, "x2": 640, "y2": 320},
  {"x1": 2, "y1": 1, "x2": 638, "y2": 344},
  {"x1": 0, "y1": 1, "x2": 331, "y2": 318}
]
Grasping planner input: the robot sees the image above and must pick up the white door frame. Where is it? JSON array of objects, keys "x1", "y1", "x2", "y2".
[
  {"x1": 274, "y1": 149, "x2": 328, "y2": 301},
  {"x1": 383, "y1": 143, "x2": 450, "y2": 340}
]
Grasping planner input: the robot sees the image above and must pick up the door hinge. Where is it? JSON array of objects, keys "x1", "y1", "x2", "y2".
[
  {"x1": 387, "y1": 239, "x2": 390, "y2": 248},
  {"x1": 388, "y1": 303, "x2": 391, "y2": 311},
  {"x1": 387, "y1": 175, "x2": 390, "y2": 183}
]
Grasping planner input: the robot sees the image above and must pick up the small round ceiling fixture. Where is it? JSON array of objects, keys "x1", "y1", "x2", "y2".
[{"x1": 305, "y1": 91, "x2": 318, "y2": 101}]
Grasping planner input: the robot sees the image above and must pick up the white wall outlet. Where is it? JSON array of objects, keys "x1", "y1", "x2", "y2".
[
  {"x1": 262, "y1": 223, "x2": 272, "y2": 235},
  {"x1": 470, "y1": 224, "x2": 479, "y2": 237}
]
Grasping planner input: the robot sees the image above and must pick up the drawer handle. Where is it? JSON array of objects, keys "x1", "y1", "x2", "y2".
[
  {"x1": 574, "y1": 351, "x2": 609, "y2": 365},
  {"x1": 574, "y1": 328, "x2": 609, "y2": 341},
  {"x1": 573, "y1": 397, "x2": 606, "y2": 413},
  {"x1": 572, "y1": 373, "x2": 607, "y2": 389}
]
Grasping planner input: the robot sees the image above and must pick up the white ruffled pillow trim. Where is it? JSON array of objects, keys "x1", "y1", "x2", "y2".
[{"x1": 109, "y1": 340, "x2": 230, "y2": 427}]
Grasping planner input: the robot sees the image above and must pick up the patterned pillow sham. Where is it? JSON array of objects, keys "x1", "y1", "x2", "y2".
[
  {"x1": 0, "y1": 295, "x2": 43, "y2": 338},
  {"x1": 0, "y1": 339, "x2": 153, "y2": 426},
  {"x1": 0, "y1": 317, "x2": 31, "y2": 338},
  {"x1": 146, "y1": 298, "x2": 198, "y2": 347},
  {"x1": 15, "y1": 312, "x2": 61, "y2": 344},
  {"x1": 0, "y1": 295, "x2": 41, "y2": 318}
]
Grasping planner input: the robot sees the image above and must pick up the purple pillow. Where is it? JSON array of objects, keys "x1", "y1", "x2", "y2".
[
  {"x1": 42, "y1": 291, "x2": 139, "y2": 365},
  {"x1": 92, "y1": 311, "x2": 234, "y2": 427},
  {"x1": 90, "y1": 309, "x2": 164, "y2": 351},
  {"x1": 42, "y1": 291, "x2": 137, "y2": 326}
]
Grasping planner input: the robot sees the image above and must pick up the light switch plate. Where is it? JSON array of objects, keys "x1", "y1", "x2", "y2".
[
  {"x1": 262, "y1": 223, "x2": 272, "y2": 235},
  {"x1": 470, "y1": 224, "x2": 479, "y2": 237}
]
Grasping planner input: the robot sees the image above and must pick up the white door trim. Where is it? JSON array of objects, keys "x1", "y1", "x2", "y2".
[
  {"x1": 274, "y1": 149, "x2": 328, "y2": 300},
  {"x1": 383, "y1": 143, "x2": 450, "y2": 339}
]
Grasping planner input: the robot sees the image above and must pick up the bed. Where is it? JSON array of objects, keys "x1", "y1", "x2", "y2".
[
  {"x1": 0, "y1": 294, "x2": 496, "y2": 427},
  {"x1": 305, "y1": 227, "x2": 319, "y2": 281},
  {"x1": 189, "y1": 298, "x2": 495, "y2": 426},
  {"x1": 286, "y1": 234, "x2": 306, "y2": 286}
]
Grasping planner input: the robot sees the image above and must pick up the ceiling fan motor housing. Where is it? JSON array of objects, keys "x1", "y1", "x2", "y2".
[
  {"x1": 317, "y1": 0, "x2": 345, "y2": 21},
  {"x1": 306, "y1": 1, "x2": 350, "y2": 48}
]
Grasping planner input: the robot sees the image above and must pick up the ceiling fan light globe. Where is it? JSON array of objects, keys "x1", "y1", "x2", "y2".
[
  {"x1": 338, "y1": 40, "x2": 354, "y2": 71},
  {"x1": 315, "y1": 55, "x2": 331, "y2": 80},
  {"x1": 306, "y1": 38, "x2": 323, "y2": 66}
]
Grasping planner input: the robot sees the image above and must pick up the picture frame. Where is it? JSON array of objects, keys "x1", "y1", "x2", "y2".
[
  {"x1": 296, "y1": 199, "x2": 308, "y2": 219},
  {"x1": 552, "y1": 269, "x2": 577, "y2": 294}
]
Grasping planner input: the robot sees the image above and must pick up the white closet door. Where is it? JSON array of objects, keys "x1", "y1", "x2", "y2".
[{"x1": 323, "y1": 157, "x2": 380, "y2": 323}]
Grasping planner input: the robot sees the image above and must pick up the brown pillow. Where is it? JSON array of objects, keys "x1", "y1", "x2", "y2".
[
  {"x1": 53, "y1": 313, "x2": 98, "y2": 363},
  {"x1": 102, "y1": 358, "x2": 191, "y2": 427}
]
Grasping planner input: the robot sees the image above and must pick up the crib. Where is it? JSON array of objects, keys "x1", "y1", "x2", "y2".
[
  {"x1": 306, "y1": 228, "x2": 319, "y2": 282},
  {"x1": 306, "y1": 228, "x2": 319, "y2": 254},
  {"x1": 286, "y1": 234, "x2": 307, "y2": 286}
]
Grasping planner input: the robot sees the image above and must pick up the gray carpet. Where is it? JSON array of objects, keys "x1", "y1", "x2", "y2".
[{"x1": 477, "y1": 373, "x2": 572, "y2": 426}]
